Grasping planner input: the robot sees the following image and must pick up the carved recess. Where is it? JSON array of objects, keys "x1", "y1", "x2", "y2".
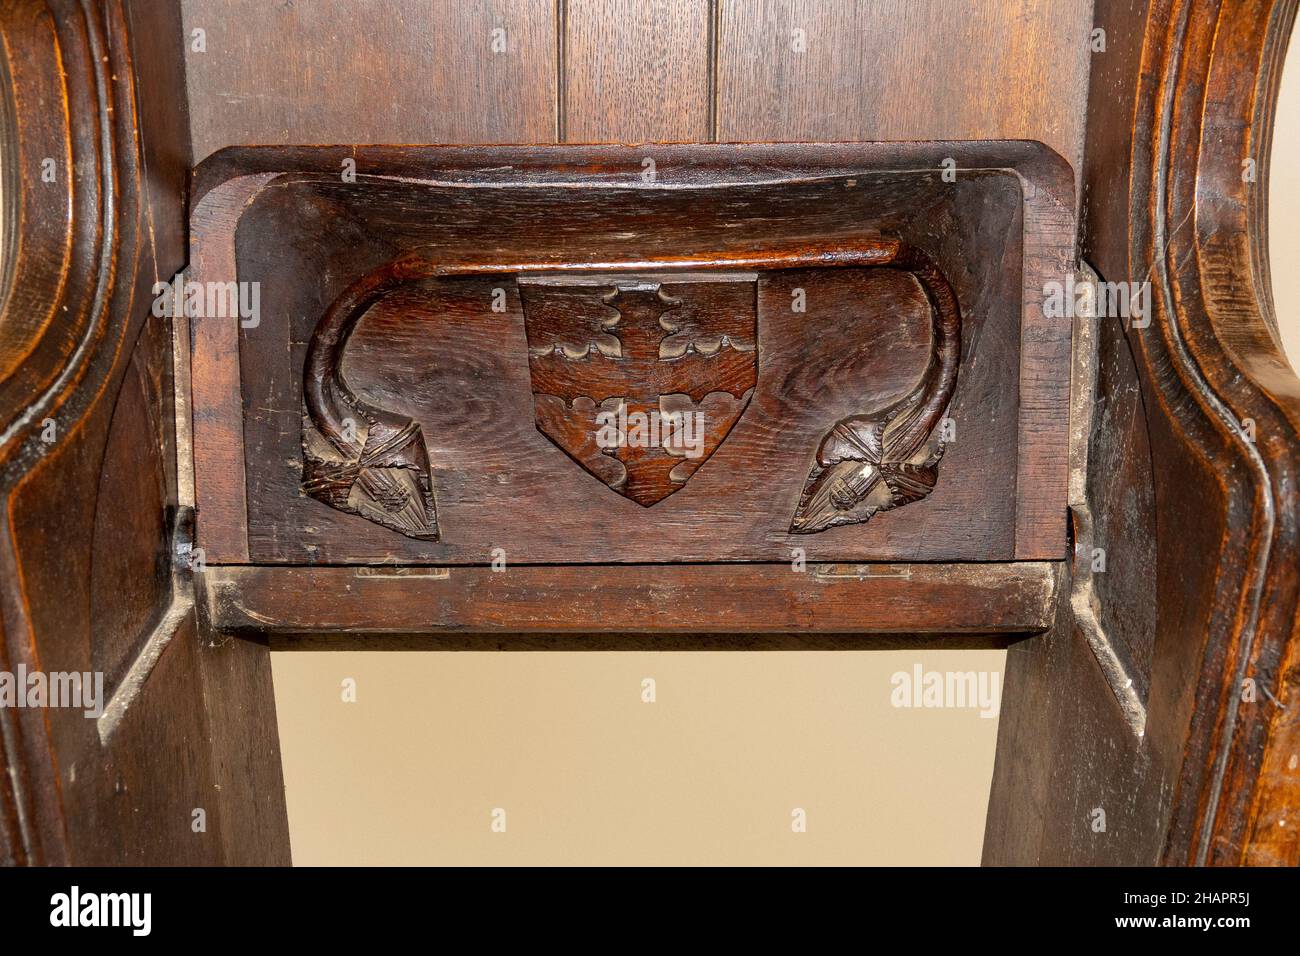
[{"x1": 301, "y1": 241, "x2": 960, "y2": 540}]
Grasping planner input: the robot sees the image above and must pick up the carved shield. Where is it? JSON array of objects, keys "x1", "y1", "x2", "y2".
[{"x1": 520, "y1": 274, "x2": 757, "y2": 506}]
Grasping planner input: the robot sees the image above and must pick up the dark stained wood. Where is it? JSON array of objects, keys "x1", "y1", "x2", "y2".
[
  {"x1": 299, "y1": 240, "x2": 960, "y2": 535},
  {"x1": 176, "y1": 0, "x2": 1096, "y2": 181},
  {"x1": 985, "y1": 0, "x2": 1300, "y2": 867},
  {"x1": 0, "y1": 0, "x2": 289, "y2": 866},
  {"x1": 181, "y1": 0, "x2": 559, "y2": 164},
  {"x1": 715, "y1": 0, "x2": 1095, "y2": 184},
  {"x1": 187, "y1": 171, "x2": 275, "y2": 563},
  {"x1": 789, "y1": 246, "x2": 961, "y2": 535},
  {"x1": 1081, "y1": 290, "x2": 1158, "y2": 706},
  {"x1": 0, "y1": 0, "x2": 103, "y2": 440},
  {"x1": 562, "y1": 0, "x2": 713, "y2": 142},
  {"x1": 204, "y1": 562, "x2": 1062, "y2": 635},
  {"x1": 0, "y1": 0, "x2": 159, "y2": 868},
  {"x1": 5, "y1": 0, "x2": 1296, "y2": 870},
  {"x1": 268, "y1": 630, "x2": 1031, "y2": 652},
  {"x1": 62, "y1": 615, "x2": 219, "y2": 865},
  {"x1": 90, "y1": 312, "x2": 173, "y2": 694},
  {"x1": 188, "y1": 141, "x2": 1074, "y2": 567},
  {"x1": 67, "y1": 617, "x2": 288, "y2": 866},
  {"x1": 522, "y1": 273, "x2": 758, "y2": 507},
  {"x1": 1047, "y1": 271, "x2": 1157, "y2": 738}
]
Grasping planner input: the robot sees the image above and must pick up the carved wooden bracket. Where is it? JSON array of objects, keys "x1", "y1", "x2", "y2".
[
  {"x1": 191, "y1": 144, "x2": 1075, "y2": 566},
  {"x1": 301, "y1": 240, "x2": 960, "y2": 540}
]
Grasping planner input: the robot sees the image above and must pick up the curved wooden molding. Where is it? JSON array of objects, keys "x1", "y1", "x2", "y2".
[
  {"x1": 301, "y1": 239, "x2": 959, "y2": 540},
  {"x1": 1113, "y1": 0, "x2": 1300, "y2": 868},
  {"x1": 987, "y1": 0, "x2": 1300, "y2": 868},
  {"x1": 1153, "y1": 0, "x2": 1300, "y2": 868},
  {"x1": 0, "y1": 0, "x2": 170, "y2": 866},
  {"x1": 0, "y1": 0, "x2": 122, "y2": 465},
  {"x1": 0, "y1": 0, "x2": 148, "y2": 868}
]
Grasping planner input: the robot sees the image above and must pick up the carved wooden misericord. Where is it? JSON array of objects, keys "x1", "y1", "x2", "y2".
[
  {"x1": 299, "y1": 240, "x2": 961, "y2": 539},
  {"x1": 6, "y1": 0, "x2": 1299, "y2": 874},
  {"x1": 191, "y1": 142, "x2": 1073, "y2": 567}
]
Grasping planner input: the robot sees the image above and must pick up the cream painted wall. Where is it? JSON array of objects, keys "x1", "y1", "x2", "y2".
[
  {"x1": 271, "y1": 32, "x2": 1300, "y2": 868},
  {"x1": 273, "y1": 648, "x2": 1003, "y2": 865},
  {"x1": 1273, "y1": 28, "x2": 1300, "y2": 370}
]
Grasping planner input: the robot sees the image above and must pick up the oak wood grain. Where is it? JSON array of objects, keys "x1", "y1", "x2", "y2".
[
  {"x1": 715, "y1": 0, "x2": 1094, "y2": 183},
  {"x1": 986, "y1": 0, "x2": 1300, "y2": 868},
  {"x1": 562, "y1": 0, "x2": 713, "y2": 142},
  {"x1": 181, "y1": 0, "x2": 559, "y2": 163},
  {"x1": 0, "y1": 0, "x2": 290, "y2": 866},
  {"x1": 185, "y1": 142, "x2": 1074, "y2": 566}
]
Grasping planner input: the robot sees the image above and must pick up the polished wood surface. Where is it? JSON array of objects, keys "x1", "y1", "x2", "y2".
[
  {"x1": 985, "y1": 0, "x2": 1300, "y2": 867},
  {"x1": 182, "y1": 0, "x2": 559, "y2": 160},
  {"x1": 715, "y1": 0, "x2": 1093, "y2": 177},
  {"x1": 563, "y1": 0, "x2": 713, "y2": 141},
  {"x1": 180, "y1": 0, "x2": 1093, "y2": 170},
  {"x1": 187, "y1": 142, "x2": 1073, "y2": 567},
  {"x1": 0, "y1": 0, "x2": 288, "y2": 866},
  {"x1": 204, "y1": 562, "x2": 1061, "y2": 635}
]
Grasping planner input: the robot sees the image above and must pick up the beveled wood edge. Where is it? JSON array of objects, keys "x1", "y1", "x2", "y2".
[
  {"x1": 186, "y1": 141, "x2": 1076, "y2": 563},
  {"x1": 191, "y1": 141, "x2": 1077, "y2": 210},
  {"x1": 188, "y1": 172, "x2": 278, "y2": 562},
  {"x1": 200, "y1": 561, "x2": 1063, "y2": 636},
  {"x1": 1015, "y1": 168, "x2": 1075, "y2": 560},
  {"x1": 266, "y1": 631, "x2": 1031, "y2": 652},
  {"x1": 1067, "y1": 264, "x2": 1147, "y2": 734}
]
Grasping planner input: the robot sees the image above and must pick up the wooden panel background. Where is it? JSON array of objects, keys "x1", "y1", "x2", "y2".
[
  {"x1": 183, "y1": 0, "x2": 1094, "y2": 171},
  {"x1": 562, "y1": 0, "x2": 713, "y2": 141},
  {"x1": 182, "y1": 0, "x2": 559, "y2": 161},
  {"x1": 715, "y1": 0, "x2": 1092, "y2": 168}
]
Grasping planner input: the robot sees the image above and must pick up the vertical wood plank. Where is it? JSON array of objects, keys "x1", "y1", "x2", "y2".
[
  {"x1": 716, "y1": 0, "x2": 1094, "y2": 176},
  {"x1": 562, "y1": 0, "x2": 713, "y2": 142},
  {"x1": 182, "y1": 0, "x2": 558, "y2": 163}
]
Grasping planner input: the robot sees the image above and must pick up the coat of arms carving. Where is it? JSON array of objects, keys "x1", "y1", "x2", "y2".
[
  {"x1": 298, "y1": 241, "x2": 959, "y2": 542},
  {"x1": 519, "y1": 274, "x2": 757, "y2": 506}
]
